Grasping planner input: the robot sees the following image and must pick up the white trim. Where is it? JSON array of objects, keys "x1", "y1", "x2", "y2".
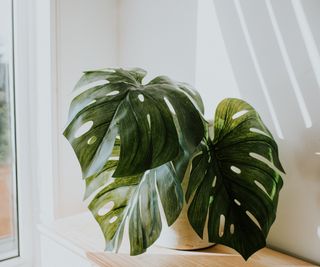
[
  {"x1": 33, "y1": 0, "x2": 59, "y2": 224},
  {"x1": 0, "y1": 0, "x2": 19, "y2": 264},
  {"x1": 38, "y1": 224, "x2": 88, "y2": 260},
  {"x1": 51, "y1": 0, "x2": 64, "y2": 220},
  {"x1": 51, "y1": 0, "x2": 60, "y2": 221},
  {"x1": 0, "y1": 0, "x2": 37, "y2": 266},
  {"x1": 3, "y1": 0, "x2": 61, "y2": 266},
  {"x1": 0, "y1": 257, "x2": 29, "y2": 267}
]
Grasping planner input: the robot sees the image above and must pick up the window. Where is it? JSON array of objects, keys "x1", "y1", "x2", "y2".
[{"x1": 0, "y1": 0, "x2": 19, "y2": 262}]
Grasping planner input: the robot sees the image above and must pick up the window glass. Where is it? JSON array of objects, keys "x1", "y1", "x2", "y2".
[{"x1": 0, "y1": 0, "x2": 19, "y2": 261}]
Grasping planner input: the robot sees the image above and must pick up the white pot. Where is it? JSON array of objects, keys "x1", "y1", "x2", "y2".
[
  {"x1": 156, "y1": 202, "x2": 214, "y2": 250},
  {"x1": 156, "y1": 164, "x2": 214, "y2": 250}
]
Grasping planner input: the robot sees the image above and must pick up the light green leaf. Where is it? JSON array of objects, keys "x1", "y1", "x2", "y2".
[
  {"x1": 88, "y1": 163, "x2": 183, "y2": 255},
  {"x1": 84, "y1": 138, "x2": 120, "y2": 200},
  {"x1": 187, "y1": 98, "x2": 284, "y2": 260}
]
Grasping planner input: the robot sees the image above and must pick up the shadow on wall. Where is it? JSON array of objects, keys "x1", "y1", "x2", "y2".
[{"x1": 210, "y1": 0, "x2": 320, "y2": 264}]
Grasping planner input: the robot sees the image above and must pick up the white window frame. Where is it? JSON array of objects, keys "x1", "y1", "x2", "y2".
[{"x1": 0, "y1": 0, "x2": 37, "y2": 266}]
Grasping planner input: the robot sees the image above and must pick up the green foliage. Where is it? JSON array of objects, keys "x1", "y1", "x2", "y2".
[
  {"x1": 63, "y1": 68, "x2": 204, "y2": 179},
  {"x1": 64, "y1": 68, "x2": 284, "y2": 260},
  {"x1": 186, "y1": 98, "x2": 284, "y2": 260}
]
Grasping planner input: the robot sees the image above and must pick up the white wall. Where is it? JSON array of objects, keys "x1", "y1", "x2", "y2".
[
  {"x1": 197, "y1": 0, "x2": 320, "y2": 264},
  {"x1": 118, "y1": 0, "x2": 198, "y2": 85},
  {"x1": 56, "y1": 0, "x2": 198, "y2": 217},
  {"x1": 56, "y1": 0, "x2": 118, "y2": 217},
  {"x1": 195, "y1": 0, "x2": 239, "y2": 118},
  {"x1": 54, "y1": 0, "x2": 320, "y2": 264}
]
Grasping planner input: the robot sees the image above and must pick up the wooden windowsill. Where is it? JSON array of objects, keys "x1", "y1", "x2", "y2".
[{"x1": 38, "y1": 212, "x2": 317, "y2": 267}]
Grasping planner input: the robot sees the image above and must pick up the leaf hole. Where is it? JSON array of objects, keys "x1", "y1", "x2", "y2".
[
  {"x1": 219, "y1": 214, "x2": 225, "y2": 237},
  {"x1": 74, "y1": 121, "x2": 93, "y2": 138},
  {"x1": 212, "y1": 176, "x2": 217, "y2": 188},
  {"x1": 74, "y1": 80, "x2": 109, "y2": 96},
  {"x1": 254, "y1": 180, "x2": 269, "y2": 197},
  {"x1": 234, "y1": 199, "x2": 241, "y2": 206},
  {"x1": 249, "y1": 152, "x2": 283, "y2": 174},
  {"x1": 230, "y1": 224, "x2": 235, "y2": 234},
  {"x1": 106, "y1": 90, "x2": 119, "y2": 96},
  {"x1": 232, "y1": 110, "x2": 248, "y2": 119},
  {"x1": 231, "y1": 166, "x2": 241, "y2": 174},
  {"x1": 109, "y1": 215, "x2": 118, "y2": 224},
  {"x1": 246, "y1": 211, "x2": 261, "y2": 230},
  {"x1": 163, "y1": 97, "x2": 176, "y2": 115},
  {"x1": 147, "y1": 114, "x2": 151, "y2": 128},
  {"x1": 98, "y1": 201, "x2": 114, "y2": 216},
  {"x1": 87, "y1": 136, "x2": 97, "y2": 145},
  {"x1": 250, "y1": 128, "x2": 270, "y2": 137},
  {"x1": 138, "y1": 94, "x2": 145, "y2": 102}
]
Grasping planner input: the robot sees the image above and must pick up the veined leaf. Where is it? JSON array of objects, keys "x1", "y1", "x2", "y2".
[
  {"x1": 186, "y1": 98, "x2": 284, "y2": 260},
  {"x1": 85, "y1": 136, "x2": 185, "y2": 255},
  {"x1": 84, "y1": 138, "x2": 120, "y2": 200},
  {"x1": 88, "y1": 163, "x2": 183, "y2": 255},
  {"x1": 85, "y1": 106, "x2": 199, "y2": 256},
  {"x1": 64, "y1": 68, "x2": 206, "y2": 256},
  {"x1": 63, "y1": 68, "x2": 204, "y2": 179}
]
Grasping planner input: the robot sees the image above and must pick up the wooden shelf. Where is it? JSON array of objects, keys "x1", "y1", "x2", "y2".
[
  {"x1": 40, "y1": 212, "x2": 317, "y2": 267},
  {"x1": 87, "y1": 244, "x2": 317, "y2": 267}
]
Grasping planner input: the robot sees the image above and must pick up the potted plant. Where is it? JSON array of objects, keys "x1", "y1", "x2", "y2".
[{"x1": 64, "y1": 68, "x2": 284, "y2": 260}]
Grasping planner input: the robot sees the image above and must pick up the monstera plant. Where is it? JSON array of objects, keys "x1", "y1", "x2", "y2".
[{"x1": 64, "y1": 68, "x2": 284, "y2": 260}]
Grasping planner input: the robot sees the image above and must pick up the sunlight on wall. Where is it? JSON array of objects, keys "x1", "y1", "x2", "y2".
[
  {"x1": 56, "y1": 0, "x2": 320, "y2": 263},
  {"x1": 195, "y1": 0, "x2": 239, "y2": 118},
  {"x1": 196, "y1": 0, "x2": 320, "y2": 263}
]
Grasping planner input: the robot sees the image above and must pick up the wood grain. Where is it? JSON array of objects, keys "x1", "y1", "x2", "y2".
[
  {"x1": 48, "y1": 212, "x2": 317, "y2": 267},
  {"x1": 87, "y1": 245, "x2": 317, "y2": 267}
]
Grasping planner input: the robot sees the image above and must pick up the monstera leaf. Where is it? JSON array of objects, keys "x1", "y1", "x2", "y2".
[
  {"x1": 64, "y1": 67, "x2": 284, "y2": 260},
  {"x1": 63, "y1": 68, "x2": 204, "y2": 179},
  {"x1": 186, "y1": 98, "x2": 284, "y2": 260},
  {"x1": 84, "y1": 132, "x2": 197, "y2": 255},
  {"x1": 87, "y1": 162, "x2": 183, "y2": 255},
  {"x1": 64, "y1": 68, "x2": 205, "y2": 255},
  {"x1": 83, "y1": 138, "x2": 185, "y2": 255}
]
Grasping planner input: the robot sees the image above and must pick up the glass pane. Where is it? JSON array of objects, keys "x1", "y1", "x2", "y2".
[{"x1": 0, "y1": 0, "x2": 19, "y2": 261}]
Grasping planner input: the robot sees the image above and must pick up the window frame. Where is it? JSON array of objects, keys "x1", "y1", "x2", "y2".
[
  {"x1": 0, "y1": 0, "x2": 35, "y2": 266},
  {"x1": 0, "y1": 0, "x2": 19, "y2": 262}
]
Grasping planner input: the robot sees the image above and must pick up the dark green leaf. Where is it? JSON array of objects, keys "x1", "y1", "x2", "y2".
[
  {"x1": 187, "y1": 98, "x2": 284, "y2": 260},
  {"x1": 176, "y1": 82, "x2": 204, "y2": 114},
  {"x1": 63, "y1": 68, "x2": 204, "y2": 179}
]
